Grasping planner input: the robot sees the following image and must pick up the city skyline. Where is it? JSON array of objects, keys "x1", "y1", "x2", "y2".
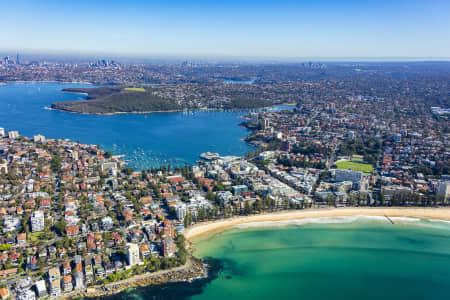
[{"x1": 2, "y1": 0, "x2": 450, "y2": 58}]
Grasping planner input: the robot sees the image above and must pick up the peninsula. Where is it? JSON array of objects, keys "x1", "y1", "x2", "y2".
[{"x1": 51, "y1": 86, "x2": 272, "y2": 115}]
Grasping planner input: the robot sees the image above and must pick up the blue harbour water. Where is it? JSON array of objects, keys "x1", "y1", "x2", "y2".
[{"x1": 0, "y1": 82, "x2": 256, "y2": 169}]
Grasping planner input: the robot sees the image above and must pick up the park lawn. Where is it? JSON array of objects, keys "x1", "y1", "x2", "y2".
[
  {"x1": 29, "y1": 232, "x2": 45, "y2": 243},
  {"x1": 336, "y1": 160, "x2": 373, "y2": 173},
  {"x1": 124, "y1": 87, "x2": 146, "y2": 92}
]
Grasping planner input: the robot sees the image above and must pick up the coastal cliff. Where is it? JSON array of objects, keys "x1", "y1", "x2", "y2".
[{"x1": 57, "y1": 256, "x2": 207, "y2": 300}]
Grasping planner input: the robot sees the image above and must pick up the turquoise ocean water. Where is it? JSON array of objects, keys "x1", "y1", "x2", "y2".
[{"x1": 98, "y1": 217, "x2": 450, "y2": 300}]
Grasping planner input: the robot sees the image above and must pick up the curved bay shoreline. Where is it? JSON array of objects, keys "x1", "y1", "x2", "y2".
[
  {"x1": 59, "y1": 207, "x2": 450, "y2": 299},
  {"x1": 184, "y1": 207, "x2": 450, "y2": 240}
]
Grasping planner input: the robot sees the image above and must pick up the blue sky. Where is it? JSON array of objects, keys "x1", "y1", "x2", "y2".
[{"x1": 2, "y1": 0, "x2": 450, "y2": 58}]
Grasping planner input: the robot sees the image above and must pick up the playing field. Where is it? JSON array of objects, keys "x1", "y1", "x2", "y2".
[
  {"x1": 335, "y1": 160, "x2": 373, "y2": 172},
  {"x1": 124, "y1": 87, "x2": 146, "y2": 92}
]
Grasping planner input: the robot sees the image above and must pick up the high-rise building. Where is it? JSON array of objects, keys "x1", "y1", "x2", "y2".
[
  {"x1": 126, "y1": 243, "x2": 140, "y2": 266},
  {"x1": 0, "y1": 127, "x2": 5, "y2": 136},
  {"x1": 8, "y1": 131, "x2": 19, "y2": 139},
  {"x1": 0, "y1": 159, "x2": 7, "y2": 174},
  {"x1": 162, "y1": 236, "x2": 176, "y2": 257},
  {"x1": 31, "y1": 211, "x2": 45, "y2": 232},
  {"x1": 175, "y1": 203, "x2": 187, "y2": 220},
  {"x1": 35, "y1": 280, "x2": 48, "y2": 298},
  {"x1": 33, "y1": 134, "x2": 46, "y2": 143},
  {"x1": 437, "y1": 181, "x2": 450, "y2": 200}
]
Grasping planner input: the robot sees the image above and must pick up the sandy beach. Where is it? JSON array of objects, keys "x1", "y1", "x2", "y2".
[{"x1": 184, "y1": 207, "x2": 450, "y2": 240}]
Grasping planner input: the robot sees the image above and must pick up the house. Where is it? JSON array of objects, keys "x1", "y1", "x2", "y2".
[
  {"x1": 114, "y1": 259, "x2": 123, "y2": 271},
  {"x1": 167, "y1": 175, "x2": 185, "y2": 183},
  {"x1": 27, "y1": 256, "x2": 37, "y2": 271},
  {"x1": 101, "y1": 216, "x2": 113, "y2": 230},
  {"x1": 39, "y1": 198, "x2": 51, "y2": 210},
  {"x1": 140, "y1": 196, "x2": 153, "y2": 205},
  {"x1": 58, "y1": 248, "x2": 67, "y2": 258},
  {"x1": 48, "y1": 246, "x2": 57, "y2": 257},
  {"x1": 0, "y1": 288, "x2": 8, "y2": 300},
  {"x1": 17, "y1": 233, "x2": 27, "y2": 246},
  {"x1": 0, "y1": 268, "x2": 18, "y2": 277},
  {"x1": 140, "y1": 244, "x2": 151, "y2": 259},
  {"x1": 3, "y1": 216, "x2": 20, "y2": 233},
  {"x1": 66, "y1": 225, "x2": 79, "y2": 237},
  {"x1": 0, "y1": 253, "x2": 7, "y2": 264},
  {"x1": 9, "y1": 251, "x2": 21, "y2": 264},
  {"x1": 93, "y1": 255, "x2": 102, "y2": 266},
  {"x1": 16, "y1": 289, "x2": 36, "y2": 300},
  {"x1": 39, "y1": 248, "x2": 47, "y2": 259},
  {"x1": 84, "y1": 263, "x2": 93, "y2": 283},
  {"x1": 16, "y1": 277, "x2": 33, "y2": 293},
  {"x1": 77, "y1": 242, "x2": 86, "y2": 251},
  {"x1": 62, "y1": 262, "x2": 71, "y2": 276},
  {"x1": 95, "y1": 267, "x2": 105, "y2": 279},
  {"x1": 105, "y1": 263, "x2": 115, "y2": 275}
]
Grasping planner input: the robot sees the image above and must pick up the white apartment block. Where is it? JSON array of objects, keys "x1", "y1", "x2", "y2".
[{"x1": 31, "y1": 210, "x2": 45, "y2": 232}]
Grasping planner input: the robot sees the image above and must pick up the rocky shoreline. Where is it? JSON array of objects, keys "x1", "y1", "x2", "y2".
[{"x1": 57, "y1": 256, "x2": 207, "y2": 300}]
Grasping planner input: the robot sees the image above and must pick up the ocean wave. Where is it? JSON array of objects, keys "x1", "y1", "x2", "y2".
[
  {"x1": 235, "y1": 215, "x2": 450, "y2": 229},
  {"x1": 235, "y1": 215, "x2": 390, "y2": 228},
  {"x1": 389, "y1": 217, "x2": 422, "y2": 222},
  {"x1": 428, "y1": 219, "x2": 450, "y2": 224}
]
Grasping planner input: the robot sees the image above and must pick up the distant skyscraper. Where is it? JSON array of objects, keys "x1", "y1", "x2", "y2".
[
  {"x1": 33, "y1": 134, "x2": 46, "y2": 143},
  {"x1": 16, "y1": 53, "x2": 20, "y2": 65},
  {"x1": 8, "y1": 131, "x2": 19, "y2": 139}
]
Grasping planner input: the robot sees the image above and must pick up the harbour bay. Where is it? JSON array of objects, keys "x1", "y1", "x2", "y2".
[{"x1": 0, "y1": 82, "x2": 253, "y2": 169}]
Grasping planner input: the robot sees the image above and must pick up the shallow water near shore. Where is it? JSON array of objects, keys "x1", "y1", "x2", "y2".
[{"x1": 94, "y1": 218, "x2": 450, "y2": 300}]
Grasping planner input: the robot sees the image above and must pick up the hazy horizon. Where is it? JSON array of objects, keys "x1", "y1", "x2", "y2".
[
  {"x1": 3, "y1": 0, "x2": 450, "y2": 59},
  {"x1": 1, "y1": 49, "x2": 450, "y2": 64}
]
